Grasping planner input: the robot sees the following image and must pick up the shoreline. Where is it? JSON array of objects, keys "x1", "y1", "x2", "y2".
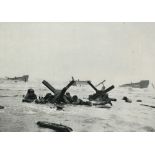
[{"x1": 0, "y1": 93, "x2": 155, "y2": 132}]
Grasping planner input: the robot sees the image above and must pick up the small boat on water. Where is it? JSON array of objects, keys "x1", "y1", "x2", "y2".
[
  {"x1": 120, "y1": 80, "x2": 149, "y2": 89},
  {"x1": 71, "y1": 77, "x2": 90, "y2": 86},
  {"x1": 72, "y1": 80, "x2": 90, "y2": 86},
  {"x1": 6, "y1": 75, "x2": 29, "y2": 82}
]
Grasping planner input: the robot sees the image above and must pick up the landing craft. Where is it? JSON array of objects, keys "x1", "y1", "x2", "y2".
[
  {"x1": 120, "y1": 80, "x2": 149, "y2": 89},
  {"x1": 71, "y1": 76, "x2": 91, "y2": 86},
  {"x1": 6, "y1": 75, "x2": 29, "y2": 82}
]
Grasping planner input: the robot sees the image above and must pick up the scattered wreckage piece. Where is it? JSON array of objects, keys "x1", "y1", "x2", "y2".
[
  {"x1": 70, "y1": 95, "x2": 92, "y2": 106},
  {"x1": 95, "y1": 105, "x2": 112, "y2": 109},
  {"x1": 0, "y1": 105, "x2": 4, "y2": 109},
  {"x1": 122, "y1": 96, "x2": 132, "y2": 103},
  {"x1": 37, "y1": 121, "x2": 73, "y2": 132},
  {"x1": 72, "y1": 101, "x2": 92, "y2": 106},
  {"x1": 56, "y1": 105, "x2": 64, "y2": 110},
  {"x1": 35, "y1": 97, "x2": 47, "y2": 104},
  {"x1": 136, "y1": 99, "x2": 142, "y2": 102},
  {"x1": 92, "y1": 101, "x2": 112, "y2": 108},
  {"x1": 140, "y1": 104, "x2": 155, "y2": 109}
]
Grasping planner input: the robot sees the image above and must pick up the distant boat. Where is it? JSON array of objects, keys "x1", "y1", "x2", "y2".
[
  {"x1": 72, "y1": 80, "x2": 90, "y2": 86},
  {"x1": 120, "y1": 80, "x2": 149, "y2": 89},
  {"x1": 71, "y1": 76, "x2": 90, "y2": 86},
  {"x1": 6, "y1": 75, "x2": 29, "y2": 82}
]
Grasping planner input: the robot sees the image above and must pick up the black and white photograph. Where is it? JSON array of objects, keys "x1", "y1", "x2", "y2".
[{"x1": 0, "y1": 22, "x2": 155, "y2": 132}]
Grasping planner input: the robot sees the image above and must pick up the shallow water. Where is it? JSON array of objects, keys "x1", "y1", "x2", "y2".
[{"x1": 0, "y1": 79, "x2": 155, "y2": 132}]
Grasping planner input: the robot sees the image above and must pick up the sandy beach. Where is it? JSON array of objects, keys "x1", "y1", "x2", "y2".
[{"x1": 0, "y1": 80, "x2": 155, "y2": 132}]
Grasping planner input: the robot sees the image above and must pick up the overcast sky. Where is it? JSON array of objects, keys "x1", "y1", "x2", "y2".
[{"x1": 0, "y1": 22, "x2": 154, "y2": 84}]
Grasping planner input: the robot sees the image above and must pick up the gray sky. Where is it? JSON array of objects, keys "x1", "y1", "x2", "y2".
[{"x1": 0, "y1": 23, "x2": 154, "y2": 84}]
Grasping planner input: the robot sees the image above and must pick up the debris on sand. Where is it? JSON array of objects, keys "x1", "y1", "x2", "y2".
[
  {"x1": 122, "y1": 96, "x2": 132, "y2": 103},
  {"x1": 37, "y1": 121, "x2": 73, "y2": 132},
  {"x1": 140, "y1": 104, "x2": 155, "y2": 109},
  {"x1": 136, "y1": 99, "x2": 142, "y2": 102},
  {"x1": 143, "y1": 126, "x2": 155, "y2": 132},
  {"x1": 95, "y1": 105, "x2": 111, "y2": 109},
  {"x1": 56, "y1": 105, "x2": 64, "y2": 111},
  {"x1": 0, "y1": 105, "x2": 4, "y2": 109}
]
